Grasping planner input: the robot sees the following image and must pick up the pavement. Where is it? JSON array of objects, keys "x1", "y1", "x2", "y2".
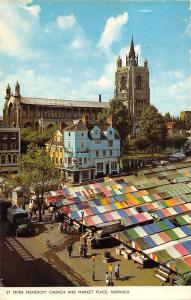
[{"x1": 1, "y1": 212, "x2": 162, "y2": 287}]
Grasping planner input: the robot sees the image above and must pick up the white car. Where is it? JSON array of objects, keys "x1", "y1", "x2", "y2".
[
  {"x1": 171, "y1": 152, "x2": 185, "y2": 159},
  {"x1": 160, "y1": 160, "x2": 169, "y2": 166}
]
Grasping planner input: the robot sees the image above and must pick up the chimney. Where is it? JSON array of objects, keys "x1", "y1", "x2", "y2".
[
  {"x1": 107, "y1": 114, "x2": 113, "y2": 127},
  {"x1": 99, "y1": 94, "x2": 101, "y2": 103},
  {"x1": 82, "y1": 113, "x2": 89, "y2": 127}
]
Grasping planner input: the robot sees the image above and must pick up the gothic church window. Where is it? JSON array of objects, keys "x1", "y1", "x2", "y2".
[
  {"x1": 121, "y1": 76, "x2": 126, "y2": 90},
  {"x1": 136, "y1": 76, "x2": 142, "y2": 90}
]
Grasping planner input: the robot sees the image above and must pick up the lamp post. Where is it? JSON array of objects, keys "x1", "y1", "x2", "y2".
[
  {"x1": 81, "y1": 211, "x2": 84, "y2": 240},
  {"x1": 92, "y1": 255, "x2": 95, "y2": 281}
]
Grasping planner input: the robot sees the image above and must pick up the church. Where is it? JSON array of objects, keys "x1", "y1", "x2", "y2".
[{"x1": 3, "y1": 37, "x2": 150, "y2": 130}]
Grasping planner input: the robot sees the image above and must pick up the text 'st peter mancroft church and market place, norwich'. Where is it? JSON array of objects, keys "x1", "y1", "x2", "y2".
[{"x1": 1, "y1": 34, "x2": 191, "y2": 290}]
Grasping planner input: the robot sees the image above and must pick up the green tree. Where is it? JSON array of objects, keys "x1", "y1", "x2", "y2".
[
  {"x1": 130, "y1": 137, "x2": 150, "y2": 152},
  {"x1": 140, "y1": 105, "x2": 167, "y2": 156},
  {"x1": 166, "y1": 135, "x2": 187, "y2": 150},
  {"x1": 21, "y1": 124, "x2": 59, "y2": 152},
  {"x1": 16, "y1": 144, "x2": 59, "y2": 222},
  {"x1": 98, "y1": 98, "x2": 133, "y2": 148},
  {"x1": 164, "y1": 112, "x2": 172, "y2": 122}
]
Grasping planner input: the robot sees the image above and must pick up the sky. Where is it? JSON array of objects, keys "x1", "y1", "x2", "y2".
[{"x1": 0, "y1": 0, "x2": 190, "y2": 117}]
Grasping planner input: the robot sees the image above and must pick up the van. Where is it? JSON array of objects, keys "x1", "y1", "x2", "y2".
[{"x1": 7, "y1": 207, "x2": 35, "y2": 237}]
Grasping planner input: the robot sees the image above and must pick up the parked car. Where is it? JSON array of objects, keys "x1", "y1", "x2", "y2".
[
  {"x1": 170, "y1": 152, "x2": 186, "y2": 159},
  {"x1": 168, "y1": 157, "x2": 179, "y2": 163},
  {"x1": 160, "y1": 160, "x2": 169, "y2": 166}
]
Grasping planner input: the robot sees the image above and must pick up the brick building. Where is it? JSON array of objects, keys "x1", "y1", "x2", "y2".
[{"x1": 0, "y1": 125, "x2": 20, "y2": 174}]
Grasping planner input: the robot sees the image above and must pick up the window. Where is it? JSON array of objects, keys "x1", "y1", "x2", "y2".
[
  {"x1": 60, "y1": 158, "x2": 63, "y2": 165},
  {"x1": 81, "y1": 170, "x2": 89, "y2": 181},
  {"x1": 68, "y1": 157, "x2": 72, "y2": 165},
  {"x1": 97, "y1": 163, "x2": 103, "y2": 172},
  {"x1": 136, "y1": 76, "x2": 142, "y2": 90},
  {"x1": 56, "y1": 158, "x2": 58, "y2": 163},
  {"x1": 103, "y1": 150, "x2": 106, "y2": 157},
  {"x1": 108, "y1": 140, "x2": 113, "y2": 147},
  {"x1": 13, "y1": 154, "x2": 17, "y2": 164},
  {"x1": 79, "y1": 158, "x2": 82, "y2": 165},
  {"x1": 2, "y1": 133, "x2": 7, "y2": 139},
  {"x1": 64, "y1": 157, "x2": 67, "y2": 164},
  {"x1": 68, "y1": 141, "x2": 71, "y2": 148},
  {"x1": 84, "y1": 157, "x2": 87, "y2": 164},
  {"x1": 2, "y1": 143, "x2": 7, "y2": 150},
  {"x1": 69, "y1": 132, "x2": 71, "y2": 136},
  {"x1": 96, "y1": 151, "x2": 99, "y2": 158},
  {"x1": 1, "y1": 155, "x2": 6, "y2": 165},
  {"x1": 7, "y1": 154, "x2": 12, "y2": 164},
  {"x1": 60, "y1": 147, "x2": 63, "y2": 152},
  {"x1": 81, "y1": 133, "x2": 84, "y2": 136},
  {"x1": 109, "y1": 130, "x2": 112, "y2": 135},
  {"x1": 111, "y1": 161, "x2": 117, "y2": 171},
  {"x1": 81, "y1": 141, "x2": 84, "y2": 149},
  {"x1": 121, "y1": 76, "x2": 126, "y2": 90},
  {"x1": 55, "y1": 147, "x2": 58, "y2": 152},
  {"x1": 110, "y1": 150, "x2": 112, "y2": 156}
]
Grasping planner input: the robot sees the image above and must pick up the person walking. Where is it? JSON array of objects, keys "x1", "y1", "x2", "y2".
[
  {"x1": 58, "y1": 222, "x2": 62, "y2": 233},
  {"x1": 79, "y1": 244, "x2": 83, "y2": 258},
  {"x1": 114, "y1": 264, "x2": 120, "y2": 280},
  {"x1": 83, "y1": 243, "x2": 87, "y2": 258},
  {"x1": 46, "y1": 239, "x2": 52, "y2": 251},
  {"x1": 105, "y1": 272, "x2": 110, "y2": 286},
  {"x1": 67, "y1": 242, "x2": 73, "y2": 258}
]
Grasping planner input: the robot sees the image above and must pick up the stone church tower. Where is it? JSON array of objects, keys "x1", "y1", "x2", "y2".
[{"x1": 114, "y1": 37, "x2": 150, "y2": 119}]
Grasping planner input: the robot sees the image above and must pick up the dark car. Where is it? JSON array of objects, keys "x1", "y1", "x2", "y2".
[{"x1": 168, "y1": 157, "x2": 179, "y2": 163}]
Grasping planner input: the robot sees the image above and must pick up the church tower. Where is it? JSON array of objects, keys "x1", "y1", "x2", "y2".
[{"x1": 114, "y1": 36, "x2": 150, "y2": 119}]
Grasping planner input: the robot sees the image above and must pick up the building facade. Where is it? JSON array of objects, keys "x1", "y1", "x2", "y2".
[
  {"x1": 0, "y1": 125, "x2": 20, "y2": 174},
  {"x1": 3, "y1": 83, "x2": 108, "y2": 130},
  {"x1": 63, "y1": 120, "x2": 120, "y2": 184},
  {"x1": 115, "y1": 37, "x2": 150, "y2": 119},
  {"x1": 180, "y1": 111, "x2": 191, "y2": 121},
  {"x1": 45, "y1": 129, "x2": 64, "y2": 170}
]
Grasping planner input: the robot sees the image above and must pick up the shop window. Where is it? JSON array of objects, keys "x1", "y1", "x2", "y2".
[
  {"x1": 111, "y1": 161, "x2": 117, "y2": 171},
  {"x1": 81, "y1": 170, "x2": 89, "y2": 180},
  {"x1": 97, "y1": 163, "x2": 103, "y2": 172}
]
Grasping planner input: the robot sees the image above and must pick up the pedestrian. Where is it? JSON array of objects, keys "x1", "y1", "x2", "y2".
[
  {"x1": 80, "y1": 244, "x2": 84, "y2": 257},
  {"x1": 29, "y1": 209, "x2": 33, "y2": 220},
  {"x1": 114, "y1": 264, "x2": 120, "y2": 280},
  {"x1": 63, "y1": 221, "x2": 68, "y2": 233},
  {"x1": 46, "y1": 239, "x2": 52, "y2": 251},
  {"x1": 83, "y1": 243, "x2": 87, "y2": 258},
  {"x1": 58, "y1": 222, "x2": 62, "y2": 233},
  {"x1": 67, "y1": 242, "x2": 73, "y2": 258},
  {"x1": 105, "y1": 272, "x2": 110, "y2": 286}
]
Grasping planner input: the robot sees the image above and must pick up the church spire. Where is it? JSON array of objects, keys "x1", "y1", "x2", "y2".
[
  {"x1": 126, "y1": 35, "x2": 138, "y2": 66},
  {"x1": 129, "y1": 35, "x2": 135, "y2": 59}
]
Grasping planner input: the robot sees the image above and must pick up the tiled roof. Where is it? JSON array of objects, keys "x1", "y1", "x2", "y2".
[
  {"x1": 21, "y1": 97, "x2": 108, "y2": 109},
  {"x1": 64, "y1": 121, "x2": 88, "y2": 132}
]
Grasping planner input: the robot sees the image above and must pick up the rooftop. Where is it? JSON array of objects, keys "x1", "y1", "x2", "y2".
[{"x1": 20, "y1": 97, "x2": 108, "y2": 109}]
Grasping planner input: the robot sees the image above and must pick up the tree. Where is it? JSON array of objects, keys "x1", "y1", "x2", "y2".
[
  {"x1": 140, "y1": 105, "x2": 167, "y2": 156},
  {"x1": 166, "y1": 135, "x2": 187, "y2": 150},
  {"x1": 98, "y1": 98, "x2": 133, "y2": 148},
  {"x1": 130, "y1": 138, "x2": 150, "y2": 152},
  {"x1": 164, "y1": 112, "x2": 172, "y2": 122},
  {"x1": 16, "y1": 144, "x2": 59, "y2": 221},
  {"x1": 21, "y1": 124, "x2": 59, "y2": 153}
]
